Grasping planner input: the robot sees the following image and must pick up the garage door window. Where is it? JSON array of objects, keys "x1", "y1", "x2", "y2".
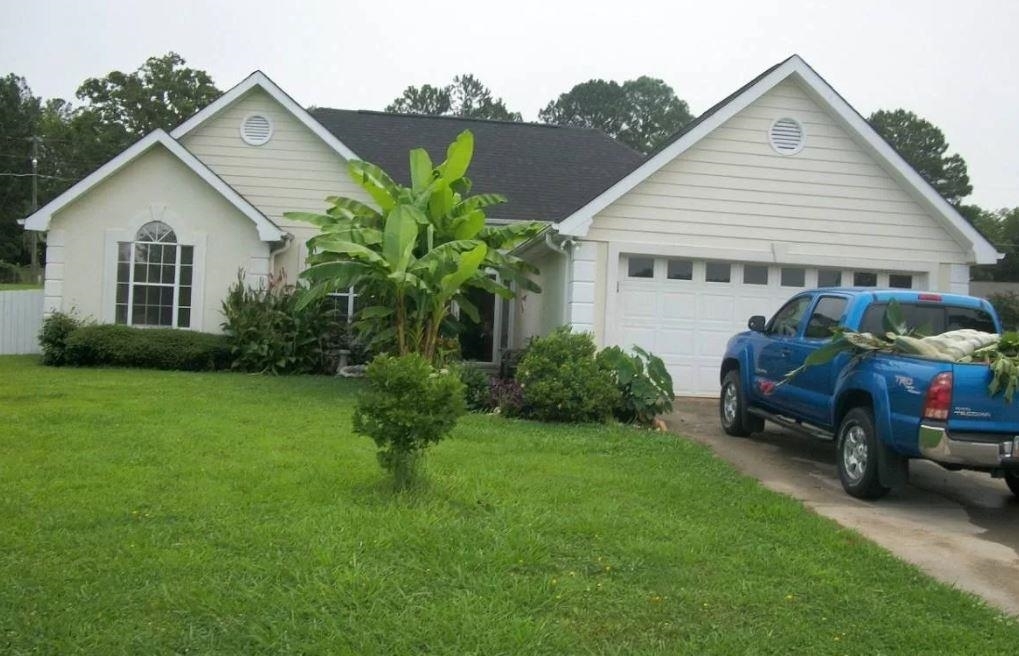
[
  {"x1": 854, "y1": 271, "x2": 878, "y2": 287},
  {"x1": 705, "y1": 262, "x2": 731, "y2": 283},
  {"x1": 627, "y1": 257, "x2": 654, "y2": 278},
  {"x1": 743, "y1": 265, "x2": 768, "y2": 285},
  {"x1": 889, "y1": 274, "x2": 913, "y2": 289},
  {"x1": 667, "y1": 259, "x2": 693, "y2": 280},
  {"x1": 818, "y1": 270, "x2": 841, "y2": 287},
  {"x1": 781, "y1": 267, "x2": 805, "y2": 287}
]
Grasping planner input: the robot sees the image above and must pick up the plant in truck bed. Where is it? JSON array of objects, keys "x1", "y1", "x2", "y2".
[{"x1": 783, "y1": 300, "x2": 1019, "y2": 402}]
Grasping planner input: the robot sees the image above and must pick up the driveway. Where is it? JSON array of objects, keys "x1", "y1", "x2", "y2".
[{"x1": 666, "y1": 398, "x2": 1019, "y2": 615}]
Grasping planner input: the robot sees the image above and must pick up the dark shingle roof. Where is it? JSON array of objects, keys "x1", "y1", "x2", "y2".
[{"x1": 308, "y1": 109, "x2": 644, "y2": 222}]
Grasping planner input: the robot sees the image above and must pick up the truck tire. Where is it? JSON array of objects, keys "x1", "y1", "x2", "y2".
[
  {"x1": 1004, "y1": 471, "x2": 1019, "y2": 497},
  {"x1": 720, "y1": 370, "x2": 763, "y2": 437},
  {"x1": 836, "y1": 407, "x2": 890, "y2": 500}
]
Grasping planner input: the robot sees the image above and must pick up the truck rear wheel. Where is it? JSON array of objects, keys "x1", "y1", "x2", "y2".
[
  {"x1": 836, "y1": 407, "x2": 890, "y2": 500},
  {"x1": 1004, "y1": 471, "x2": 1019, "y2": 497},
  {"x1": 720, "y1": 370, "x2": 763, "y2": 437}
]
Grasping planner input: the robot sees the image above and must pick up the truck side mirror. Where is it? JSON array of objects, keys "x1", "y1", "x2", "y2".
[{"x1": 748, "y1": 315, "x2": 766, "y2": 332}]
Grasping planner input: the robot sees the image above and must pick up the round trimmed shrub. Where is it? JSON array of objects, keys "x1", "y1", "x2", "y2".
[
  {"x1": 515, "y1": 327, "x2": 619, "y2": 423},
  {"x1": 353, "y1": 354, "x2": 466, "y2": 489}
]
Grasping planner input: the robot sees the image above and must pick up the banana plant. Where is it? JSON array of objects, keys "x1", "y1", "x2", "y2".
[{"x1": 285, "y1": 130, "x2": 544, "y2": 363}]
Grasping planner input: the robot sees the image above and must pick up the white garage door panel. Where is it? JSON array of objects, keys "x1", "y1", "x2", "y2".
[
  {"x1": 616, "y1": 256, "x2": 923, "y2": 396},
  {"x1": 618, "y1": 258, "x2": 916, "y2": 396}
]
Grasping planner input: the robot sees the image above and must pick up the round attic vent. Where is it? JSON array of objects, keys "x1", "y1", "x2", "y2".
[
  {"x1": 768, "y1": 117, "x2": 805, "y2": 155},
  {"x1": 240, "y1": 113, "x2": 273, "y2": 146}
]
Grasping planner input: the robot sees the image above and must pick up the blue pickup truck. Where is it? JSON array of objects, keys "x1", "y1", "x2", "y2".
[{"x1": 719, "y1": 288, "x2": 1019, "y2": 499}]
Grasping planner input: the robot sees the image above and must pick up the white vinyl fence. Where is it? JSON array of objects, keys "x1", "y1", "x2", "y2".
[{"x1": 0, "y1": 289, "x2": 43, "y2": 354}]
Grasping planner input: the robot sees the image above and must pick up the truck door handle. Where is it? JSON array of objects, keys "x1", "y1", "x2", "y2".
[{"x1": 780, "y1": 348, "x2": 791, "y2": 357}]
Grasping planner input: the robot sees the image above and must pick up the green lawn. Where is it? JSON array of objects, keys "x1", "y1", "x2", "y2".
[
  {"x1": 0, "y1": 283, "x2": 42, "y2": 290},
  {"x1": 1, "y1": 356, "x2": 1016, "y2": 654}
]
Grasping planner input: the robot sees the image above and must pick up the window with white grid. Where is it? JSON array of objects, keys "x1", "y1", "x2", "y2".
[{"x1": 115, "y1": 221, "x2": 193, "y2": 328}]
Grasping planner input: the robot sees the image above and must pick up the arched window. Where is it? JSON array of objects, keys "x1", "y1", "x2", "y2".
[{"x1": 115, "y1": 221, "x2": 194, "y2": 327}]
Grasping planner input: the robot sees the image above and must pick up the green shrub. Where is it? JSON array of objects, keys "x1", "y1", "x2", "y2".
[
  {"x1": 353, "y1": 354, "x2": 466, "y2": 489},
  {"x1": 988, "y1": 292, "x2": 1019, "y2": 331},
  {"x1": 596, "y1": 345, "x2": 675, "y2": 425},
  {"x1": 454, "y1": 363, "x2": 493, "y2": 412},
  {"x1": 64, "y1": 324, "x2": 230, "y2": 371},
  {"x1": 38, "y1": 311, "x2": 86, "y2": 366},
  {"x1": 221, "y1": 273, "x2": 345, "y2": 375},
  {"x1": 515, "y1": 327, "x2": 619, "y2": 423}
]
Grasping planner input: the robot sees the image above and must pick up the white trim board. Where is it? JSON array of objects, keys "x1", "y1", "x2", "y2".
[
  {"x1": 555, "y1": 55, "x2": 1000, "y2": 266},
  {"x1": 171, "y1": 70, "x2": 360, "y2": 163},
  {"x1": 23, "y1": 130, "x2": 285, "y2": 242}
]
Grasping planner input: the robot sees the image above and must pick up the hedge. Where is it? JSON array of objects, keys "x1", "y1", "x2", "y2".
[{"x1": 62, "y1": 324, "x2": 230, "y2": 371}]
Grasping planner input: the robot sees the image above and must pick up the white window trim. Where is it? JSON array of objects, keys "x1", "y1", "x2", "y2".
[
  {"x1": 327, "y1": 287, "x2": 358, "y2": 322},
  {"x1": 102, "y1": 211, "x2": 206, "y2": 331}
]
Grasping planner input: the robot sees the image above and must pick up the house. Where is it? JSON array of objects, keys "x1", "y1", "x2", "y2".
[{"x1": 23, "y1": 55, "x2": 999, "y2": 395}]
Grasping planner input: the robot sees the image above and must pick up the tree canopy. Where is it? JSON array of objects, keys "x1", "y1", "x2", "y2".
[
  {"x1": 539, "y1": 76, "x2": 693, "y2": 153},
  {"x1": 0, "y1": 53, "x2": 219, "y2": 265},
  {"x1": 868, "y1": 109, "x2": 972, "y2": 205},
  {"x1": 386, "y1": 74, "x2": 521, "y2": 122},
  {"x1": 0, "y1": 75, "x2": 43, "y2": 263},
  {"x1": 76, "y1": 52, "x2": 220, "y2": 138}
]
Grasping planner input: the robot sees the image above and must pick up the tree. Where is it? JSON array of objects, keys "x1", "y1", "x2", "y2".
[
  {"x1": 286, "y1": 130, "x2": 542, "y2": 362},
  {"x1": 0, "y1": 75, "x2": 42, "y2": 264},
  {"x1": 539, "y1": 76, "x2": 694, "y2": 153},
  {"x1": 76, "y1": 52, "x2": 220, "y2": 139},
  {"x1": 385, "y1": 74, "x2": 522, "y2": 121},
  {"x1": 868, "y1": 109, "x2": 972, "y2": 205},
  {"x1": 985, "y1": 207, "x2": 1019, "y2": 281},
  {"x1": 290, "y1": 131, "x2": 541, "y2": 489}
]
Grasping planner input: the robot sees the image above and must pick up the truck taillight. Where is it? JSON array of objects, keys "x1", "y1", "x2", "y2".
[{"x1": 923, "y1": 372, "x2": 953, "y2": 421}]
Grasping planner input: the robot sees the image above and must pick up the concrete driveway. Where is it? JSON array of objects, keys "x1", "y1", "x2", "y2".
[{"x1": 666, "y1": 398, "x2": 1019, "y2": 615}]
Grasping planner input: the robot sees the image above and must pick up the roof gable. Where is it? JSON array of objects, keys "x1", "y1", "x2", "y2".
[
  {"x1": 23, "y1": 130, "x2": 284, "y2": 241},
  {"x1": 556, "y1": 55, "x2": 999, "y2": 265},
  {"x1": 171, "y1": 71, "x2": 359, "y2": 162}
]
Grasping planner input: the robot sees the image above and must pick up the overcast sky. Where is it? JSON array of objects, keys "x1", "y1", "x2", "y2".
[{"x1": 3, "y1": 0, "x2": 1017, "y2": 209}]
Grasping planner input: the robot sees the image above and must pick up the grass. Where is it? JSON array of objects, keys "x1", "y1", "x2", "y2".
[
  {"x1": 1, "y1": 355, "x2": 1017, "y2": 654},
  {"x1": 0, "y1": 283, "x2": 42, "y2": 290}
]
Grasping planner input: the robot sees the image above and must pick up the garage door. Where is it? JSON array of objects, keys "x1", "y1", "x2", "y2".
[{"x1": 614, "y1": 255, "x2": 921, "y2": 396}]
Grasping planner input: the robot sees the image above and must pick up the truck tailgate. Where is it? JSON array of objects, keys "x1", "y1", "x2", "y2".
[{"x1": 947, "y1": 363, "x2": 1019, "y2": 434}]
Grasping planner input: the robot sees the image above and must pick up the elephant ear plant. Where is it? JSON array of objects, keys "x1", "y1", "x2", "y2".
[{"x1": 285, "y1": 130, "x2": 544, "y2": 488}]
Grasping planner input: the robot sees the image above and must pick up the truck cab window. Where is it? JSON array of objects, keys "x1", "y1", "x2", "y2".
[
  {"x1": 767, "y1": 296, "x2": 811, "y2": 336},
  {"x1": 860, "y1": 303, "x2": 996, "y2": 335},
  {"x1": 804, "y1": 296, "x2": 848, "y2": 339}
]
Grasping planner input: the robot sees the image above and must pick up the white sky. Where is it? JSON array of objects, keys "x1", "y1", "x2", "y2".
[{"x1": 3, "y1": 0, "x2": 1017, "y2": 209}]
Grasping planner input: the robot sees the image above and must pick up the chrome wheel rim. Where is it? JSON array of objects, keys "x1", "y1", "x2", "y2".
[
  {"x1": 722, "y1": 383, "x2": 738, "y2": 426},
  {"x1": 842, "y1": 424, "x2": 868, "y2": 483}
]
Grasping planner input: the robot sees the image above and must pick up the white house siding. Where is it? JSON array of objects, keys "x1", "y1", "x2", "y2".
[
  {"x1": 46, "y1": 146, "x2": 268, "y2": 333},
  {"x1": 586, "y1": 79, "x2": 970, "y2": 275},
  {"x1": 179, "y1": 88, "x2": 372, "y2": 278},
  {"x1": 515, "y1": 248, "x2": 567, "y2": 348},
  {"x1": 579, "y1": 77, "x2": 978, "y2": 395}
]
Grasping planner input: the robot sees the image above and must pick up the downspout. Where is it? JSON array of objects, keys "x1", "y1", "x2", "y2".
[{"x1": 269, "y1": 232, "x2": 295, "y2": 282}]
